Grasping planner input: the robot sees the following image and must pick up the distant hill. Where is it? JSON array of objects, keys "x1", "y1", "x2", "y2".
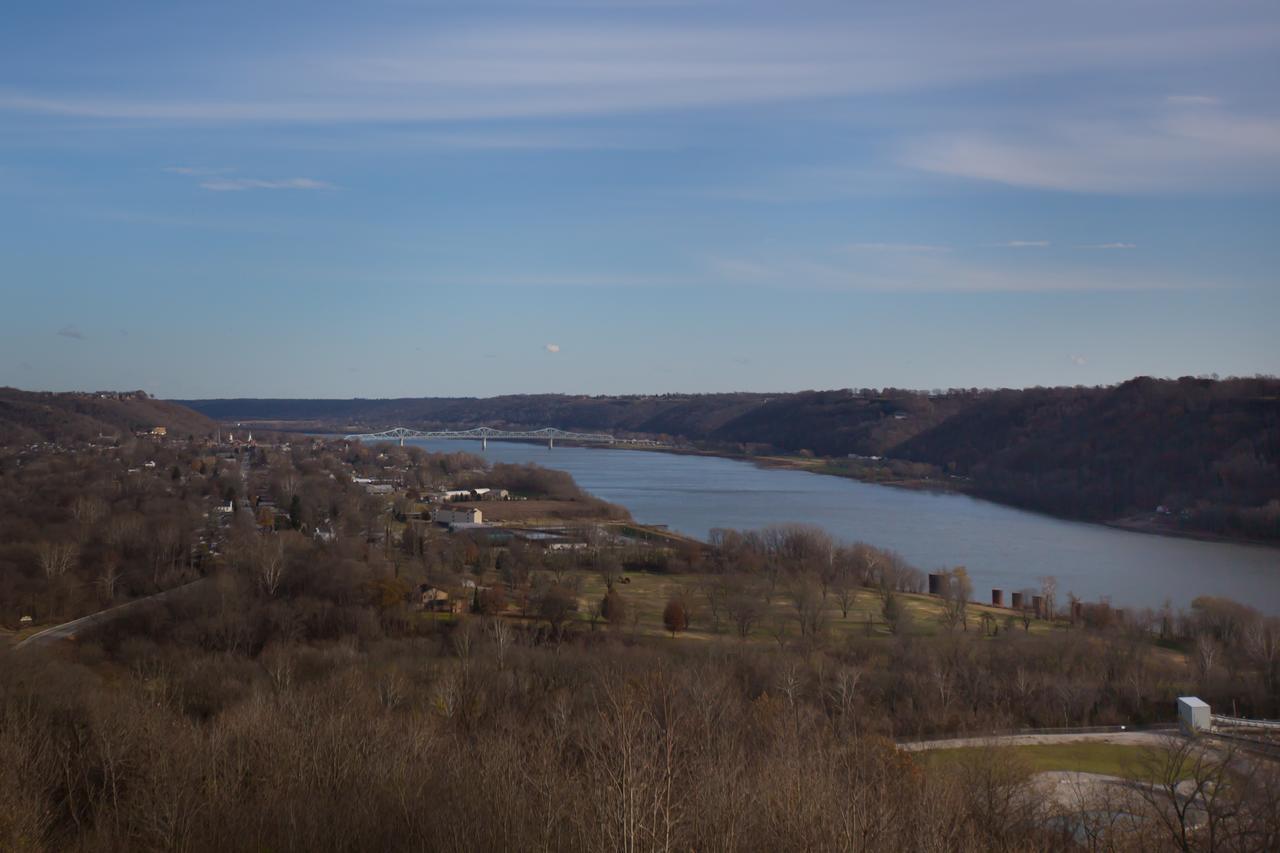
[
  {"x1": 178, "y1": 389, "x2": 969, "y2": 456},
  {"x1": 180, "y1": 377, "x2": 1280, "y2": 540},
  {"x1": 894, "y1": 377, "x2": 1280, "y2": 539},
  {"x1": 0, "y1": 388, "x2": 217, "y2": 445}
]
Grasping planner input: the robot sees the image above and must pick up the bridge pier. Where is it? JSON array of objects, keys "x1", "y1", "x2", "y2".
[
  {"x1": 482, "y1": 436, "x2": 487, "y2": 450},
  {"x1": 548, "y1": 436, "x2": 554, "y2": 449}
]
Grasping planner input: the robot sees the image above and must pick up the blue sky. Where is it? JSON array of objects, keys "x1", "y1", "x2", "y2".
[{"x1": 1, "y1": 0, "x2": 1277, "y2": 398}]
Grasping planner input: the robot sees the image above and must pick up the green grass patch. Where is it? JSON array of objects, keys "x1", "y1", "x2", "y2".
[
  {"x1": 566, "y1": 568, "x2": 1057, "y2": 642},
  {"x1": 917, "y1": 743, "x2": 1189, "y2": 782}
]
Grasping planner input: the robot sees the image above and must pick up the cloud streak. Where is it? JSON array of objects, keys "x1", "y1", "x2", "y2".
[
  {"x1": 198, "y1": 177, "x2": 333, "y2": 191},
  {"x1": 900, "y1": 105, "x2": 1280, "y2": 192},
  {"x1": 57, "y1": 324, "x2": 85, "y2": 340},
  {"x1": 843, "y1": 242, "x2": 950, "y2": 253},
  {"x1": 1, "y1": 14, "x2": 1275, "y2": 124}
]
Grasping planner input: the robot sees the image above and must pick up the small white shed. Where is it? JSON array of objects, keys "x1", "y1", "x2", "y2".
[{"x1": 1178, "y1": 696, "x2": 1210, "y2": 734}]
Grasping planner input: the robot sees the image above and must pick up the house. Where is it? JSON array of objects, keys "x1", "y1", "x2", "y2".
[
  {"x1": 435, "y1": 506, "x2": 483, "y2": 525},
  {"x1": 150, "y1": 426, "x2": 167, "y2": 437},
  {"x1": 416, "y1": 585, "x2": 463, "y2": 613},
  {"x1": 443, "y1": 489, "x2": 473, "y2": 502}
]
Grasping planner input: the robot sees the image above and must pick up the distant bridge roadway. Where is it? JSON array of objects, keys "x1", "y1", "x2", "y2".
[{"x1": 344, "y1": 426, "x2": 664, "y2": 449}]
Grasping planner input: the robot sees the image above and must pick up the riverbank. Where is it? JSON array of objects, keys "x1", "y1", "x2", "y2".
[{"x1": 628, "y1": 445, "x2": 1278, "y2": 551}]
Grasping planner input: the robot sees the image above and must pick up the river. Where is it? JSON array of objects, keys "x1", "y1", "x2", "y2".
[{"x1": 404, "y1": 439, "x2": 1280, "y2": 614}]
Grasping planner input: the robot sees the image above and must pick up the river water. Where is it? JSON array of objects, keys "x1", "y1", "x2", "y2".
[{"x1": 404, "y1": 439, "x2": 1280, "y2": 614}]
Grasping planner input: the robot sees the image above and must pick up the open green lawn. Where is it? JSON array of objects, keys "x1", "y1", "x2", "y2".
[
  {"x1": 916, "y1": 743, "x2": 1189, "y2": 782},
  {"x1": 567, "y1": 568, "x2": 1058, "y2": 642}
]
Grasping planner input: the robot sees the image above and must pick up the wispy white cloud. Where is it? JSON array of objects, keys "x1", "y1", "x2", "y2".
[
  {"x1": 992, "y1": 240, "x2": 1050, "y2": 248},
  {"x1": 162, "y1": 165, "x2": 231, "y2": 176},
  {"x1": 1080, "y1": 242, "x2": 1136, "y2": 250},
  {"x1": 900, "y1": 105, "x2": 1280, "y2": 192},
  {"x1": 544, "y1": 343, "x2": 561, "y2": 353},
  {"x1": 702, "y1": 250, "x2": 1185, "y2": 293},
  {"x1": 1, "y1": 14, "x2": 1274, "y2": 123},
  {"x1": 57, "y1": 324, "x2": 85, "y2": 340},
  {"x1": 843, "y1": 242, "x2": 950, "y2": 253},
  {"x1": 198, "y1": 177, "x2": 333, "y2": 192},
  {"x1": 1165, "y1": 94, "x2": 1221, "y2": 106},
  {"x1": 1069, "y1": 354, "x2": 1088, "y2": 366}
]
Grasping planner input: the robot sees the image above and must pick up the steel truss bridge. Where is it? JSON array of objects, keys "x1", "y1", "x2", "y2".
[{"x1": 344, "y1": 426, "x2": 660, "y2": 449}]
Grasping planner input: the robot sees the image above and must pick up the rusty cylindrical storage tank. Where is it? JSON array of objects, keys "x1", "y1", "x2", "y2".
[
  {"x1": 928, "y1": 573, "x2": 943, "y2": 595},
  {"x1": 991, "y1": 588, "x2": 1004, "y2": 607},
  {"x1": 1010, "y1": 591, "x2": 1024, "y2": 610},
  {"x1": 1032, "y1": 595, "x2": 1044, "y2": 618}
]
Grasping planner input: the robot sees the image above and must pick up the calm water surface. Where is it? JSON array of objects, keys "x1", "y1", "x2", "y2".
[{"x1": 406, "y1": 439, "x2": 1280, "y2": 613}]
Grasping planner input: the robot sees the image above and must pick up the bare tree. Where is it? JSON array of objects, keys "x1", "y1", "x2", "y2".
[
  {"x1": 1194, "y1": 634, "x2": 1220, "y2": 685},
  {"x1": 1039, "y1": 575, "x2": 1058, "y2": 621},
  {"x1": 253, "y1": 537, "x2": 286, "y2": 598},
  {"x1": 71, "y1": 495, "x2": 108, "y2": 540},
  {"x1": 1135, "y1": 736, "x2": 1245, "y2": 852},
  {"x1": 98, "y1": 556, "x2": 122, "y2": 601},
  {"x1": 939, "y1": 567, "x2": 972, "y2": 631},
  {"x1": 37, "y1": 541, "x2": 78, "y2": 581}
]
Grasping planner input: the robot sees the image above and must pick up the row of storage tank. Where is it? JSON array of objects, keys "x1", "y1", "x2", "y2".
[{"x1": 926, "y1": 572, "x2": 1086, "y2": 620}]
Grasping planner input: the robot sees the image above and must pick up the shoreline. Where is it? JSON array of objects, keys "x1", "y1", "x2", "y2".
[{"x1": 249, "y1": 422, "x2": 1279, "y2": 551}]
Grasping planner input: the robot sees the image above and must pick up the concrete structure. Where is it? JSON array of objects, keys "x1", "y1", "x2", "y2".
[
  {"x1": 1010, "y1": 591, "x2": 1024, "y2": 610},
  {"x1": 1179, "y1": 696, "x2": 1211, "y2": 734},
  {"x1": 435, "y1": 506, "x2": 483, "y2": 525},
  {"x1": 1032, "y1": 595, "x2": 1044, "y2": 618},
  {"x1": 991, "y1": 588, "x2": 1004, "y2": 607},
  {"x1": 928, "y1": 573, "x2": 945, "y2": 595}
]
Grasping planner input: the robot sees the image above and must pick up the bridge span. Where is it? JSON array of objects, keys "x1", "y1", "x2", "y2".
[{"x1": 344, "y1": 426, "x2": 662, "y2": 449}]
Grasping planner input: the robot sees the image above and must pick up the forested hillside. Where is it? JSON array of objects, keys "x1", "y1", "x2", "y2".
[
  {"x1": 0, "y1": 388, "x2": 216, "y2": 444},
  {"x1": 896, "y1": 377, "x2": 1280, "y2": 538}
]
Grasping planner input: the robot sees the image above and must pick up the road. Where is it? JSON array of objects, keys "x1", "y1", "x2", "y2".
[
  {"x1": 13, "y1": 578, "x2": 211, "y2": 651},
  {"x1": 897, "y1": 730, "x2": 1172, "y2": 752}
]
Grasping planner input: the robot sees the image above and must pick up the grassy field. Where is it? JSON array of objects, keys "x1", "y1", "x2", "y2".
[
  {"x1": 567, "y1": 568, "x2": 1058, "y2": 642},
  {"x1": 914, "y1": 743, "x2": 1189, "y2": 782}
]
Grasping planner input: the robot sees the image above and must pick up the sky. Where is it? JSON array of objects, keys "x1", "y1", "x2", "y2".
[{"x1": 1, "y1": 0, "x2": 1278, "y2": 399}]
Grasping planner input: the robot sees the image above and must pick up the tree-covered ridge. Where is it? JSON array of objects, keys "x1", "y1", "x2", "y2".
[{"x1": 0, "y1": 387, "x2": 217, "y2": 444}]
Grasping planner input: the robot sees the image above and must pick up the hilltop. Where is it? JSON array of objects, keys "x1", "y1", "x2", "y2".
[{"x1": 0, "y1": 388, "x2": 217, "y2": 445}]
